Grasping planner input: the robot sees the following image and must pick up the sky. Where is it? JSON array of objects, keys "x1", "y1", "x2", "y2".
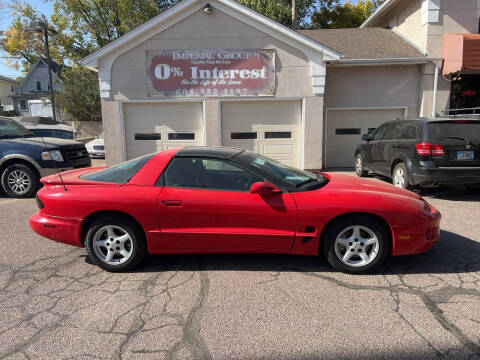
[{"x1": 0, "y1": 0, "x2": 356, "y2": 79}]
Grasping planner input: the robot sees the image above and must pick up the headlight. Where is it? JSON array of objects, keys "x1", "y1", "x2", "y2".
[{"x1": 41, "y1": 150, "x2": 64, "y2": 162}]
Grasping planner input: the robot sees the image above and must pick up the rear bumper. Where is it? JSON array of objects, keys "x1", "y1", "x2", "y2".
[
  {"x1": 391, "y1": 209, "x2": 441, "y2": 256},
  {"x1": 411, "y1": 161, "x2": 480, "y2": 185},
  {"x1": 29, "y1": 212, "x2": 84, "y2": 247}
]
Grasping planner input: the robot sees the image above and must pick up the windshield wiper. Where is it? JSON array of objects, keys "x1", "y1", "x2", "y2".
[
  {"x1": 21, "y1": 134, "x2": 37, "y2": 138},
  {"x1": 441, "y1": 136, "x2": 472, "y2": 146}
]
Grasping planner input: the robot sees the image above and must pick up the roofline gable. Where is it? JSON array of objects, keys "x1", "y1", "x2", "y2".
[
  {"x1": 361, "y1": 0, "x2": 400, "y2": 28},
  {"x1": 80, "y1": 0, "x2": 342, "y2": 68},
  {"x1": 14, "y1": 58, "x2": 61, "y2": 96}
]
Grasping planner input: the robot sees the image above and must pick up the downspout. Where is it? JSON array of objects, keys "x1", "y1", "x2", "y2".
[{"x1": 432, "y1": 60, "x2": 439, "y2": 118}]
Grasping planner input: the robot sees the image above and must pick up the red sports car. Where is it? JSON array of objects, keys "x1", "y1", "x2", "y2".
[{"x1": 30, "y1": 147, "x2": 441, "y2": 274}]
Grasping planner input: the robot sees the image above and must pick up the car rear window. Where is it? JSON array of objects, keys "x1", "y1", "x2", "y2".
[
  {"x1": 428, "y1": 122, "x2": 480, "y2": 144},
  {"x1": 80, "y1": 153, "x2": 154, "y2": 184}
]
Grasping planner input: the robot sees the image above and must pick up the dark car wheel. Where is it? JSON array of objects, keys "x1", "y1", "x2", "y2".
[
  {"x1": 355, "y1": 153, "x2": 368, "y2": 177},
  {"x1": 1, "y1": 163, "x2": 40, "y2": 198},
  {"x1": 392, "y1": 163, "x2": 411, "y2": 190},
  {"x1": 323, "y1": 215, "x2": 390, "y2": 274},
  {"x1": 85, "y1": 215, "x2": 147, "y2": 272}
]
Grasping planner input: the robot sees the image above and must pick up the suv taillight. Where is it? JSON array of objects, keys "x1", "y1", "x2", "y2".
[{"x1": 416, "y1": 142, "x2": 444, "y2": 156}]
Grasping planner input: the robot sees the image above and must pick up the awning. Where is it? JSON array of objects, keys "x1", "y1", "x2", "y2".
[{"x1": 442, "y1": 34, "x2": 480, "y2": 75}]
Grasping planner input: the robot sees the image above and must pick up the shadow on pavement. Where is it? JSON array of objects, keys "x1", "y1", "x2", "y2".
[{"x1": 133, "y1": 230, "x2": 480, "y2": 275}]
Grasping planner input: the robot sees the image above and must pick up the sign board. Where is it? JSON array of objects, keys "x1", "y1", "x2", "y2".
[{"x1": 147, "y1": 49, "x2": 275, "y2": 97}]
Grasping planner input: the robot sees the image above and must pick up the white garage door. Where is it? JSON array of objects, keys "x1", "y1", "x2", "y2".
[
  {"x1": 326, "y1": 108, "x2": 405, "y2": 168},
  {"x1": 221, "y1": 101, "x2": 302, "y2": 167},
  {"x1": 124, "y1": 102, "x2": 204, "y2": 159}
]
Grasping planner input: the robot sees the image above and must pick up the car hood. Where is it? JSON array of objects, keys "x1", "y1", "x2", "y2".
[
  {"x1": 6, "y1": 137, "x2": 83, "y2": 148},
  {"x1": 321, "y1": 173, "x2": 422, "y2": 201},
  {"x1": 86, "y1": 138, "x2": 104, "y2": 146}
]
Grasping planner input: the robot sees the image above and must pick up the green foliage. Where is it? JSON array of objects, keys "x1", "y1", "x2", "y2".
[
  {"x1": 55, "y1": 65, "x2": 102, "y2": 122},
  {"x1": 311, "y1": 0, "x2": 385, "y2": 29}
]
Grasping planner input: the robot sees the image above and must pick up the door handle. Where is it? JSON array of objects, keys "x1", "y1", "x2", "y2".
[{"x1": 162, "y1": 200, "x2": 182, "y2": 206}]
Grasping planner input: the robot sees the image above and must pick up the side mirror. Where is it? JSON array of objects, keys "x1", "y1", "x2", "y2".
[
  {"x1": 250, "y1": 181, "x2": 281, "y2": 194},
  {"x1": 361, "y1": 134, "x2": 371, "y2": 141}
]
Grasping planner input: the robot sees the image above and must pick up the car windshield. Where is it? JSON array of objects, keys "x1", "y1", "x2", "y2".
[
  {"x1": 428, "y1": 122, "x2": 480, "y2": 145},
  {"x1": 0, "y1": 118, "x2": 37, "y2": 139},
  {"x1": 80, "y1": 153, "x2": 155, "y2": 184},
  {"x1": 97, "y1": 132, "x2": 104, "y2": 139},
  {"x1": 235, "y1": 151, "x2": 325, "y2": 189}
]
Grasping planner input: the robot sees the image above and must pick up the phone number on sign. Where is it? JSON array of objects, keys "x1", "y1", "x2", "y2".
[{"x1": 175, "y1": 88, "x2": 251, "y2": 97}]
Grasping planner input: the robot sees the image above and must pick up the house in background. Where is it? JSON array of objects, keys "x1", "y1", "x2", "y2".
[
  {"x1": 0, "y1": 75, "x2": 20, "y2": 112},
  {"x1": 12, "y1": 58, "x2": 63, "y2": 116},
  {"x1": 361, "y1": 0, "x2": 480, "y2": 117}
]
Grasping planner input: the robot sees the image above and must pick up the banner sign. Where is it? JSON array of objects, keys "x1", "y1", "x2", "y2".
[{"x1": 147, "y1": 49, "x2": 275, "y2": 97}]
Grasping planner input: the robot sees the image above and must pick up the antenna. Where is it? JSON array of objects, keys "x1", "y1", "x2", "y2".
[{"x1": 32, "y1": 117, "x2": 68, "y2": 192}]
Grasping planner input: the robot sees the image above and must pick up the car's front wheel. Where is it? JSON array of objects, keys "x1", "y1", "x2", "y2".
[
  {"x1": 1, "y1": 163, "x2": 40, "y2": 198},
  {"x1": 85, "y1": 215, "x2": 147, "y2": 272},
  {"x1": 323, "y1": 215, "x2": 390, "y2": 274}
]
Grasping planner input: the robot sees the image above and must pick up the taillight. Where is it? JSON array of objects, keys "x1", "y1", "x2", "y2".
[{"x1": 416, "y1": 143, "x2": 444, "y2": 156}]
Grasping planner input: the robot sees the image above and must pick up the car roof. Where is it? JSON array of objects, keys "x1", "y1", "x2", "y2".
[{"x1": 176, "y1": 146, "x2": 245, "y2": 159}]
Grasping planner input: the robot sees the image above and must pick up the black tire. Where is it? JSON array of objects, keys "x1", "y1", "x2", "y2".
[
  {"x1": 392, "y1": 163, "x2": 411, "y2": 190},
  {"x1": 322, "y1": 215, "x2": 390, "y2": 274},
  {"x1": 354, "y1": 153, "x2": 368, "y2": 177},
  {"x1": 465, "y1": 184, "x2": 480, "y2": 194},
  {"x1": 1, "y1": 163, "x2": 40, "y2": 198},
  {"x1": 85, "y1": 215, "x2": 148, "y2": 272}
]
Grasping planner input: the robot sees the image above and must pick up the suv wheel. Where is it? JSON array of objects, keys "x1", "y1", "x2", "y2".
[
  {"x1": 1, "y1": 164, "x2": 40, "y2": 198},
  {"x1": 355, "y1": 153, "x2": 368, "y2": 177},
  {"x1": 392, "y1": 163, "x2": 410, "y2": 190}
]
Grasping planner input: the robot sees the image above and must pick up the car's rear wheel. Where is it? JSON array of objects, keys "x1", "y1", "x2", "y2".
[
  {"x1": 392, "y1": 163, "x2": 410, "y2": 190},
  {"x1": 1, "y1": 163, "x2": 40, "y2": 198},
  {"x1": 323, "y1": 215, "x2": 390, "y2": 274},
  {"x1": 85, "y1": 215, "x2": 147, "y2": 272},
  {"x1": 355, "y1": 153, "x2": 368, "y2": 177}
]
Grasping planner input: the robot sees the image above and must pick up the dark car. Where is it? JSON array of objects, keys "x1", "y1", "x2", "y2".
[
  {"x1": 0, "y1": 117, "x2": 91, "y2": 198},
  {"x1": 354, "y1": 118, "x2": 480, "y2": 192}
]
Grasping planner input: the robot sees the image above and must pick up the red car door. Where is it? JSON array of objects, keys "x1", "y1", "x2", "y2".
[{"x1": 156, "y1": 157, "x2": 298, "y2": 252}]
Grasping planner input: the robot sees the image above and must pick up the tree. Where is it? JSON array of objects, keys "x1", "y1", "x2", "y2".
[
  {"x1": 236, "y1": 0, "x2": 316, "y2": 28},
  {"x1": 311, "y1": 0, "x2": 385, "y2": 29},
  {"x1": 56, "y1": 65, "x2": 102, "y2": 122}
]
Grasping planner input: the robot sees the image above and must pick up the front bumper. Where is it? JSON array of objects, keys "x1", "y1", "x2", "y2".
[
  {"x1": 411, "y1": 161, "x2": 480, "y2": 185},
  {"x1": 29, "y1": 212, "x2": 84, "y2": 247},
  {"x1": 391, "y1": 208, "x2": 441, "y2": 256}
]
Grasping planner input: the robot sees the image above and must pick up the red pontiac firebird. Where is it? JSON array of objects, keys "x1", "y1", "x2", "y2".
[{"x1": 30, "y1": 147, "x2": 441, "y2": 274}]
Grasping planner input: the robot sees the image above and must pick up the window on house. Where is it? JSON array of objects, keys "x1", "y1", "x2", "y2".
[
  {"x1": 19, "y1": 99, "x2": 27, "y2": 111},
  {"x1": 10, "y1": 85, "x2": 16, "y2": 93},
  {"x1": 36, "y1": 81, "x2": 42, "y2": 91}
]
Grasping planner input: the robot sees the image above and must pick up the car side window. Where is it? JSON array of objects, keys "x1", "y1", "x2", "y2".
[
  {"x1": 399, "y1": 124, "x2": 418, "y2": 140},
  {"x1": 164, "y1": 157, "x2": 264, "y2": 192},
  {"x1": 383, "y1": 124, "x2": 402, "y2": 140},
  {"x1": 372, "y1": 124, "x2": 389, "y2": 141}
]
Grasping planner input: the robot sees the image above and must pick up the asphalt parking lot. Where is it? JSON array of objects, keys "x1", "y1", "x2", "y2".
[{"x1": 0, "y1": 167, "x2": 479, "y2": 360}]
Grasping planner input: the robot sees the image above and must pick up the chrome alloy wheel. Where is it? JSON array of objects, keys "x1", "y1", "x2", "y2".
[
  {"x1": 7, "y1": 169, "x2": 31, "y2": 194},
  {"x1": 93, "y1": 225, "x2": 134, "y2": 265},
  {"x1": 393, "y1": 167, "x2": 405, "y2": 188},
  {"x1": 355, "y1": 155, "x2": 363, "y2": 173},
  {"x1": 334, "y1": 225, "x2": 379, "y2": 268}
]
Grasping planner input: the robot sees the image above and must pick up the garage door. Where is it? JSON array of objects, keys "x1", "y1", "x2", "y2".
[
  {"x1": 124, "y1": 102, "x2": 204, "y2": 159},
  {"x1": 326, "y1": 108, "x2": 405, "y2": 167},
  {"x1": 221, "y1": 101, "x2": 302, "y2": 167}
]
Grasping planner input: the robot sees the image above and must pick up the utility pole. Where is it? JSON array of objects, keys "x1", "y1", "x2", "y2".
[
  {"x1": 25, "y1": 19, "x2": 57, "y2": 122},
  {"x1": 292, "y1": 0, "x2": 297, "y2": 30}
]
